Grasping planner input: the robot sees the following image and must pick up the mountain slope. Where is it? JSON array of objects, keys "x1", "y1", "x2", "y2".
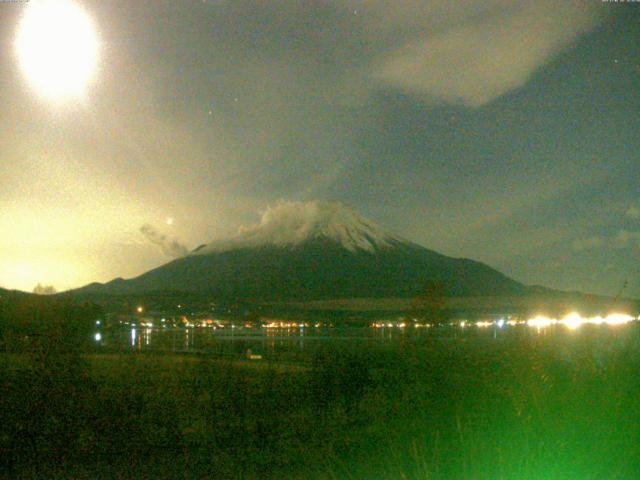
[{"x1": 74, "y1": 201, "x2": 526, "y2": 300}]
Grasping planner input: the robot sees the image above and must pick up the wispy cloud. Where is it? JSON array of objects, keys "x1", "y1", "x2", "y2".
[
  {"x1": 140, "y1": 224, "x2": 189, "y2": 258},
  {"x1": 370, "y1": 0, "x2": 603, "y2": 106}
]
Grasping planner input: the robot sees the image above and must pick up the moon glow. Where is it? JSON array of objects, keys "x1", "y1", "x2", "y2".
[{"x1": 15, "y1": 0, "x2": 99, "y2": 101}]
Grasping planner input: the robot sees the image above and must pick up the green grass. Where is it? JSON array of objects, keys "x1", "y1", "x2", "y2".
[{"x1": 1, "y1": 327, "x2": 640, "y2": 479}]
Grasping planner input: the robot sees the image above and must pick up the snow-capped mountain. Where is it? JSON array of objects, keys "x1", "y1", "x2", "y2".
[
  {"x1": 74, "y1": 200, "x2": 526, "y2": 300},
  {"x1": 192, "y1": 200, "x2": 403, "y2": 254}
]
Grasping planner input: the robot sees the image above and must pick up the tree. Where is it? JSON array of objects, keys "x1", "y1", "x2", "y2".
[{"x1": 33, "y1": 284, "x2": 57, "y2": 295}]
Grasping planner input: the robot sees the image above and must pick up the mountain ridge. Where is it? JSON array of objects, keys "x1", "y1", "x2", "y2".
[{"x1": 71, "y1": 201, "x2": 530, "y2": 300}]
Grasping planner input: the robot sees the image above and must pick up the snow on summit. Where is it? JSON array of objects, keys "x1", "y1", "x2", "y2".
[{"x1": 192, "y1": 200, "x2": 403, "y2": 254}]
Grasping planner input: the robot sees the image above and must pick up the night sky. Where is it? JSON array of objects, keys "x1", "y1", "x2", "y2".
[{"x1": 0, "y1": 0, "x2": 638, "y2": 296}]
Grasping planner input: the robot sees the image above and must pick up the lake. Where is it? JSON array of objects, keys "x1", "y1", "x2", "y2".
[{"x1": 94, "y1": 317, "x2": 640, "y2": 361}]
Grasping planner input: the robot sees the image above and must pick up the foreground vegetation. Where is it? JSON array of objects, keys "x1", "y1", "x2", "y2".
[{"x1": 1, "y1": 298, "x2": 639, "y2": 479}]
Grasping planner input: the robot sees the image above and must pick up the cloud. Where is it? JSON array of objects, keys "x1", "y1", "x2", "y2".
[
  {"x1": 626, "y1": 206, "x2": 640, "y2": 220},
  {"x1": 196, "y1": 199, "x2": 394, "y2": 253},
  {"x1": 140, "y1": 223, "x2": 189, "y2": 258},
  {"x1": 371, "y1": 0, "x2": 603, "y2": 106},
  {"x1": 168, "y1": 1, "x2": 605, "y2": 117}
]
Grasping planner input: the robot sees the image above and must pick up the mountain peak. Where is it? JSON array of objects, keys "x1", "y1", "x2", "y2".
[
  {"x1": 71, "y1": 199, "x2": 528, "y2": 300},
  {"x1": 192, "y1": 200, "x2": 402, "y2": 255}
]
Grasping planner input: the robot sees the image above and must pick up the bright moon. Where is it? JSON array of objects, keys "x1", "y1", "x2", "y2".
[{"x1": 15, "y1": 0, "x2": 99, "y2": 101}]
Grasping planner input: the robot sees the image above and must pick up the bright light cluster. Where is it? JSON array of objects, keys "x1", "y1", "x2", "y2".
[
  {"x1": 527, "y1": 312, "x2": 636, "y2": 330},
  {"x1": 368, "y1": 314, "x2": 637, "y2": 331},
  {"x1": 371, "y1": 321, "x2": 434, "y2": 329},
  {"x1": 262, "y1": 322, "x2": 316, "y2": 329}
]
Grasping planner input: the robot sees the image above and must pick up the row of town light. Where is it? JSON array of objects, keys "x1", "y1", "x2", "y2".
[{"x1": 371, "y1": 313, "x2": 637, "y2": 330}]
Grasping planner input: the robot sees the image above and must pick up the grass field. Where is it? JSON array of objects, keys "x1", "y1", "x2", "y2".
[{"x1": 2, "y1": 324, "x2": 640, "y2": 479}]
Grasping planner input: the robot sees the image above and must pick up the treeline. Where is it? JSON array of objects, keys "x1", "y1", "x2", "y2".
[{"x1": 0, "y1": 295, "x2": 102, "y2": 354}]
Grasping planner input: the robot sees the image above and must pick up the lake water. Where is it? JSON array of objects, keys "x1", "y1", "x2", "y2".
[{"x1": 95, "y1": 320, "x2": 640, "y2": 360}]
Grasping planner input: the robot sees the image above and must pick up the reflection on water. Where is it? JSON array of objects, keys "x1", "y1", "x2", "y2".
[
  {"x1": 100, "y1": 325, "x2": 395, "y2": 356},
  {"x1": 95, "y1": 315, "x2": 639, "y2": 359}
]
